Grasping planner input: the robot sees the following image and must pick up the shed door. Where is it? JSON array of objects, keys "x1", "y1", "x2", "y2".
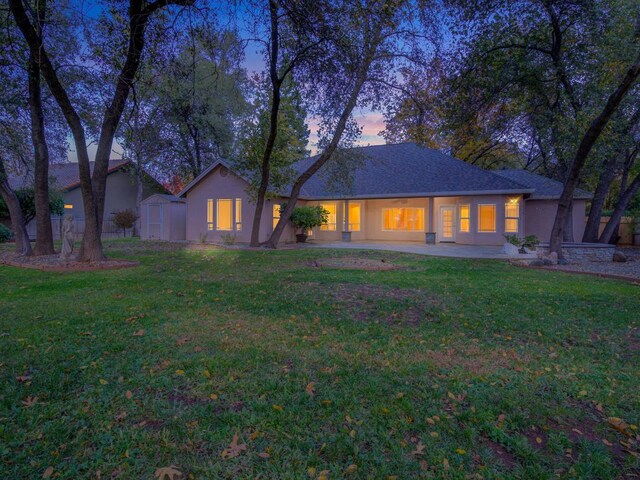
[{"x1": 147, "y1": 204, "x2": 163, "y2": 239}]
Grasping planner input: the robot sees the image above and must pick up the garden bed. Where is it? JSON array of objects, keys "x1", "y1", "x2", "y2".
[{"x1": 0, "y1": 251, "x2": 139, "y2": 272}]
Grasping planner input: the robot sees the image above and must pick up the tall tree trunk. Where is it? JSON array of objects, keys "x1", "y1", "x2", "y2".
[
  {"x1": 583, "y1": 154, "x2": 618, "y2": 242},
  {"x1": 599, "y1": 173, "x2": 640, "y2": 244},
  {"x1": 266, "y1": 61, "x2": 371, "y2": 248},
  {"x1": 29, "y1": 48, "x2": 54, "y2": 255},
  {"x1": 10, "y1": 0, "x2": 193, "y2": 261},
  {"x1": 549, "y1": 49, "x2": 640, "y2": 257},
  {"x1": 0, "y1": 162, "x2": 32, "y2": 256},
  {"x1": 251, "y1": 0, "x2": 283, "y2": 247}
]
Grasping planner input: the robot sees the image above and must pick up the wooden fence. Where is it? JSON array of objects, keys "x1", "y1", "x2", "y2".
[{"x1": 24, "y1": 214, "x2": 128, "y2": 241}]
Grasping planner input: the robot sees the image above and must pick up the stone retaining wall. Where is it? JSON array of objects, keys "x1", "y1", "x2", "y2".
[{"x1": 538, "y1": 242, "x2": 615, "y2": 263}]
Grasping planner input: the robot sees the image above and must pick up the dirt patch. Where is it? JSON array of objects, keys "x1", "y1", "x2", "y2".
[
  {"x1": 0, "y1": 251, "x2": 139, "y2": 272},
  {"x1": 305, "y1": 257, "x2": 400, "y2": 271},
  {"x1": 480, "y1": 437, "x2": 518, "y2": 468},
  {"x1": 302, "y1": 282, "x2": 441, "y2": 326},
  {"x1": 420, "y1": 345, "x2": 529, "y2": 376}
]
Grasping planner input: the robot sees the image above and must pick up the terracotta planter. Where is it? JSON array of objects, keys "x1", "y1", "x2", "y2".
[{"x1": 296, "y1": 233, "x2": 308, "y2": 243}]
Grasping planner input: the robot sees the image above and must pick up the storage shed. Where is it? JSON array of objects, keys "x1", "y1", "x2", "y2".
[{"x1": 140, "y1": 194, "x2": 186, "y2": 241}]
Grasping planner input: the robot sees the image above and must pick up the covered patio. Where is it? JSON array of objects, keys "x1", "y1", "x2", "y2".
[{"x1": 302, "y1": 240, "x2": 538, "y2": 259}]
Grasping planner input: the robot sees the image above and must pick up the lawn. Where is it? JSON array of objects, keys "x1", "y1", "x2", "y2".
[{"x1": 0, "y1": 239, "x2": 639, "y2": 479}]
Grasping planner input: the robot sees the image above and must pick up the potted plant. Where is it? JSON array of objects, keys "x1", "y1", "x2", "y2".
[{"x1": 289, "y1": 205, "x2": 329, "y2": 242}]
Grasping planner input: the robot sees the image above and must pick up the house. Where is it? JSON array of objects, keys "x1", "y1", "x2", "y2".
[
  {"x1": 149, "y1": 143, "x2": 591, "y2": 246},
  {"x1": 8, "y1": 159, "x2": 167, "y2": 238}
]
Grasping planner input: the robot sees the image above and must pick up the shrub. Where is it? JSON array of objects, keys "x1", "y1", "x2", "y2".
[
  {"x1": 504, "y1": 234, "x2": 521, "y2": 247},
  {"x1": 221, "y1": 233, "x2": 236, "y2": 245},
  {"x1": 0, "y1": 224, "x2": 13, "y2": 243},
  {"x1": 289, "y1": 205, "x2": 329, "y2": 233},
  {"x1": 522, "y1": 235, "x2": 540, "y2": 249},
  {"x1": 112, "y1": 209, "x2": 138, "y2": 237}
]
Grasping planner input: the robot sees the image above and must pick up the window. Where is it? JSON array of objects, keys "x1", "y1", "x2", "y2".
[
  {"x1": 64, "y1": 204, "x2": 73, "y2": 210},
  {"x1": 504, "y1": 199, "x2": 519, "y2": 233},
  {"x1": 320, "y1": 203, "x2": 337, "y2": 231},
  {"x1": 347, "y1": 203, "x2": 361, "y2": 231},
  {"x1": 382, "y1": 208, "x2": 424, "y2": 231},
  {"x1": 478, "y1": 204, "x2": 496, "y2": 232},
  {"x1": 459, "y1": 204, "x2": 470, "y2": 233},
  {"x1": 235, "y1": 199, "x2": 242, "y2": 231},
  {"x1": 216, "y1": 199, "x2": 233, "y2": 231},
  {"x1": 207, "y1": 199, "x2": 214, "y2": 231},
  {"x1": 273, "y1": 203, "x2": 281, "y2": 230}
]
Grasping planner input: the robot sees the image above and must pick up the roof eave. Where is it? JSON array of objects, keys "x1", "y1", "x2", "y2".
[{"x1": 297, "y1": 189, "x2": 535, "y2": 201}]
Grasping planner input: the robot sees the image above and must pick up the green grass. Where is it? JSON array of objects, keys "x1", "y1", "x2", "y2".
[{"x1": 1, "y1": 239, "x2": 639, "y2": 479}]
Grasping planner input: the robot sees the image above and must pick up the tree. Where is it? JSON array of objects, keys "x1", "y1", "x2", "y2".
[
  {"x1": 9, "y1": 0, "x2": 194, "y2": 261},
  {"x1": 443, "y1": 0, "x2": 640, "y2": 255},
  {"x1": 0, "y1": 187, "x2": 64, "y2": 225},
  {"x1": 267, "y1": 0, "x2": 430, "y2": 248},
  {"x1": 241, "y1": 0, "x2": 325, "y2": 246},
  {"x1": 233, "y1": 77, "x2": 309, "y2": 205}
]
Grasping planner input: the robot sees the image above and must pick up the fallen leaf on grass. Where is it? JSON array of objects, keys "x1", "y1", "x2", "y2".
[
  {"x1": 257, "y1": 452, "x2": 271, "y2": 458},
  {"x1": 411, "y1": 441, "x2": 426, "y2": 456},
  {"x1": 221, "y1": 433, "x2": 247, "y2": 459},
  {"x1": 154, "y1": 465, "x2": 182, "y2": 479},
  {"x1": 305, "y1": 382, "x2": 316, "y2": 397},
  {"x1": 16, "y1": 375, "x2": 32, "y2": 383},
  {"x1": 272, "y1": 404, "x2": 284, "y2": 412},
  {"x1": 175, "y1": 370, "x2": 185, "y2": 376},
  {"x1": 22, "y1": 396, "x2": 38, "y2": 408},
  {"x1": 42, "y1": 466, "x2": 54, "y2": 478},
  {"x1": 132, "y1": 329, "x2": 145, "y2": 337},
  {"x1": 99, "y1": 379, "x2": 108, "y2": 385},
  {"x1": 608, "y1": 417, "x2": 632, "y2": 436},
  {"x1": 176, "y1": 336, "x2": 190, "y2": 346},
  {"x1": 345, "y1": 464, "x2": 357, "y2": 474}
]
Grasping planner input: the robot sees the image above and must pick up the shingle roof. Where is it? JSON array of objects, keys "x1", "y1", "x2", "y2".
[
  {"x1": 295, "y1": 143, "x2": 533, "y2": 199},
  {"x1": 493, "y1": 169, "x2": 592, "y2": 200},
  {"x1": 7, "y1": 159, "x2": 130, "y2": 191}
]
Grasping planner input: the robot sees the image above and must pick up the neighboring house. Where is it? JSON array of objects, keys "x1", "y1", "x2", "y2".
[
  {"x1": 146, "y1": 143, "x2": 592, "y2": 246},
  {"x1": 8, "y1": 159, "x2": 167, "y2": 238}
]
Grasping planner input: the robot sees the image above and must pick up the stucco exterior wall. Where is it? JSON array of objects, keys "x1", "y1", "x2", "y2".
[
  {"x1": 524, "y1": 199, "x2": 587, "y2": 242},
  {"x1": 307, "y1": 195, "x2": 524, "y2": 246},
  {"x1": 63, "y1": 170, "x2": 151, "y2": 220},
  {"x1": 184, "y1": 165, "x2": 296, "y2": 244}
]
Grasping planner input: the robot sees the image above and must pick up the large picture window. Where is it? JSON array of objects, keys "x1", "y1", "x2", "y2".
[
  {"x1": 478, "y1": 204, "x2": 496, "y2": 233},
  {"x1": 382, "y1": 207, "x2": 424, "y2": 231},
  {"x1": 459, "y1": 204, "x2": 470, "y2": 233},
  {"x1": 348, "y1": 203, "x2": 361, "y2": 231},
  {"x1": 216, "y1": 199, "x2": 233, "y2": 231},
  {"x1": 504, "y1": 199, "x2": 519, "y2": 233},
  {"x1": 320, "y1": 203, "x2": 337, "y2": 231},
  {"x1": 207, "y1": 199, "x2": 214, "y2": 231}
]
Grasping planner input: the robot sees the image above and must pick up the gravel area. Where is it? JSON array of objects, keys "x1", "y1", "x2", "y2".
[
  {"x1": 545, "y1": 246, "x2": 640, "y2": 281},
  {"x1": 0, "y1": 251, "x2": 139, "y2": 272}
]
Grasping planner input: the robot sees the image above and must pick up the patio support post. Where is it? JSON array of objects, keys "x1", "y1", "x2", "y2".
[
  {"x1": 425, "y1": 197, "x2": 436, "y2": 244},
  {"x1": 342, "y1": 199, "x2": 351, "y2": 242}
]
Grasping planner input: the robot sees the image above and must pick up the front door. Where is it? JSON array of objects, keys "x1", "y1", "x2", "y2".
[{"x1": 439, "y1": 206, "x2": 456, "y2": 242}]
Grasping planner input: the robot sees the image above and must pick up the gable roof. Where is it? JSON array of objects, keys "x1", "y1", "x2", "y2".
[
  {"x1": 8, "y1": 159, "x2": 130, "y2": 192},
  {"x1": 295, "y1": 143, "x2": 533, "y2": 199},
  {"x1": 493, "y1": 169, "x2": 592, "y2": 200},
  {"x1": 177, "y1": 143, "x2": 595, "y2": 201},
  {"x1": 178, "y1": 159, "x2": 252, "y2": 197}
]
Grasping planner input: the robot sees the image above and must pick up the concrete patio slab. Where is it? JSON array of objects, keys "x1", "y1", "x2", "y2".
[{"x1": 302, "y1": 240, "x2": 538, "y2": 260}]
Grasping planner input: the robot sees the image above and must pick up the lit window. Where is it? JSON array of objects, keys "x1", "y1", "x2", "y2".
[
  {"x1": 382, "y1": 208, "x2": 424, "y2": 231},
  {"x1": 216, "y1": 199, "x2": 232, "y2": 231},
  {"x1": 207, "y1": 199, "x2": 214, "y2": 231},
  {"x1": 64, "y1": 204, "x2": 73, "y2": 209},
  {"x1": 505, "y1": 199, "x2": 519, "y2": 233},
  {"x1": 273, "y1": 203, "x2": 281, "y2": 230},
  {"x1": 459, "y1": 204, "x2": 470, "y2": 233},
  {"x1": 478, "y1": 204, "x2": 496, "y2": 232},
  {"x1": 235, "y1": 199, "x2": 242, "y2": 231},
  {"x1": 348, "y1": 203, "x2": 361, "y2": 231},
  {"x1": 320, "y1": 203, "x2": 337, "y2": 231}
]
